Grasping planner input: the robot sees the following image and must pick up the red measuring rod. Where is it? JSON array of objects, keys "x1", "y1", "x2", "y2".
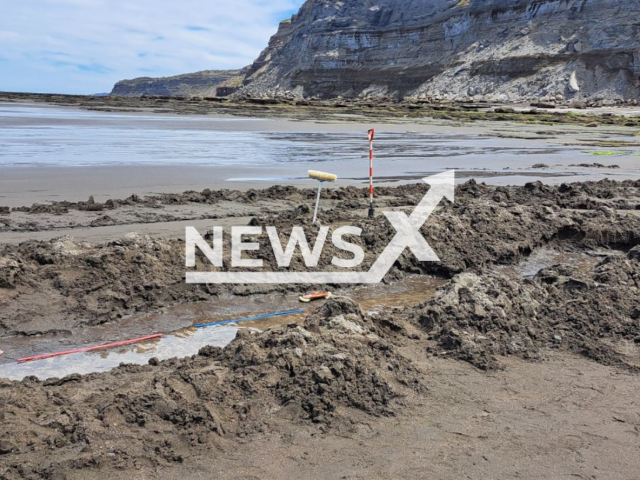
[{"x1": 368, "y1": 128, "x2": 375, "y2": 218}]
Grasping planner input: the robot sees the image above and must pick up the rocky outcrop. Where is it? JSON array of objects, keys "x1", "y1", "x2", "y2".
[
  {"x1": 238, "y1": 0, "x2": 640, "y2": 103},
  {"x1": 111, "y1": 1, "x2": 639, "y2": 103},
  {"x1": 111, "y1": 68, "x2": 248, "y2": 97}
]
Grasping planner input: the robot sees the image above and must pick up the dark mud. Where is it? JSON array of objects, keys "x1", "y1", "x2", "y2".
[
  {"x1": 2, "y1": 179, "x2": 640, "y2": 478},
  {"x1": 0, "y1": 298, "x2": 422, "y2": 478},
  {"x1": 2, "y1": 179, "x2": 640, "y2": 338},
  {"x1": 413, "y1": 247, "x2": 640, "y2": 370}
]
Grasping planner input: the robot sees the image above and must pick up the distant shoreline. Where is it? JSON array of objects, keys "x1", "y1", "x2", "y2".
[
  {"x1": 1, "y1": 91, "x2": 640, "y2": 125},
  {"x1": 1, "y1": 96, "x2": 638, "y2": 208}
]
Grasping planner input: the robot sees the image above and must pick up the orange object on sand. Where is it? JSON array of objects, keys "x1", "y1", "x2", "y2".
[{"x1": 299, "y1": 292, "x2": 332, "y2": 303}]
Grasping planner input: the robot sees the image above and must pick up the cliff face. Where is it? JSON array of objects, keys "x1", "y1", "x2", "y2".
[
  {"x1": 111, "y1": 68, "x2": 247, "y2": 97},
  {"x1": 111, "y1": 0, "x2": 639, "y2": 103},
  {"x1": 239, "y1": 0, "x2": 640, "y2": 103}
]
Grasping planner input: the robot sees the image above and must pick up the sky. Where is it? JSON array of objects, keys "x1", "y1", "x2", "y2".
[{"x1": 0, "y1": 0, "x2": 305, "y2": 94}]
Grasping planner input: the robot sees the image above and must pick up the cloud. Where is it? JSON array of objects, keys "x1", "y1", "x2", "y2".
[
  {"x1": 77, "y1": 63, "x2": 113, "y2": 74},
  {"x1": 185, "y1": 26, "x2": 210, "y2": 32},
  {"x1": 0, "y1": 0, "x2": 304, "y2": 94}
]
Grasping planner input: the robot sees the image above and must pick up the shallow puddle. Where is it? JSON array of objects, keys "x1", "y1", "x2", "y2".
[
  {"x1": 349, "y1": 275, "x2": 446, "y2": 315},
  {"x1": 0, "y1": 275, "x2": 444, "y2": 381},
  {"x1": 0, "y1": 327, "x2": 238, "y2": 381},
  {"x1": 499, "y1": 247, "x2": 606, "y2": 279}
]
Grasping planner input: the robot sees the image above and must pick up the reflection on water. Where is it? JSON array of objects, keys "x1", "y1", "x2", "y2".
[
  {"x1": 0, "y1": 275, "x2": 445, "y2": 381},
  {"x1": 1, "y1": 326, "x2": 239, "y2": 381},
  {"x1": 353, "y1": 275, "x2": 446, "y2": 315},
  {"x1": 498, "y1": 247, "x2": 605, "y2": 279}
]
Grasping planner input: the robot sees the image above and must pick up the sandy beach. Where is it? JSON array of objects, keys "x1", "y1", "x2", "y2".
[
  {"x1": 3, "y1": 0, "x2": 640, "y2": 474},
  {"x1": 1, "y1": 96, "x2": 640, "y2": 480}
]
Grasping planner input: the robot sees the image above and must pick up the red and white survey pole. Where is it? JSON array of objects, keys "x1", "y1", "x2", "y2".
[{"x1": 368, "y1": 128, "x2": 375, "y2": 218}]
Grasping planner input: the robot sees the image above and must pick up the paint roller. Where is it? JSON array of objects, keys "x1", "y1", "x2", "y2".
[{"x1": 308, "y1": 170, "x2": 337, "y2": 224}]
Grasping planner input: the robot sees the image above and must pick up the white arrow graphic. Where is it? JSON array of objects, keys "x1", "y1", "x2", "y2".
[
  {"x1": 186, "y1": 170, "x2": 455, "y2": 284},
  {"x1": 366, "y1": 169, "x2": 455, "y2": 283}
]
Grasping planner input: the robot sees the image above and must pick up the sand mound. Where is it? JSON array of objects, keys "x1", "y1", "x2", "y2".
[
  {"x1": 416, "y1": 251, "x2": 640, "y2": 370},
  {"x1": 0, "y1": 298, "x2": 421, "y2": 477}
]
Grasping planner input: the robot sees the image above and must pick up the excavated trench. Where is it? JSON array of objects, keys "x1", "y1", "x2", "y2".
[
  {"x1": 1, "y1": 179, "x2": 640, "y2": 377},
  {"x1": 0, "y1": 275, "x2": 445, "y2": 380},
  {"x1": 0, "y1": 246, "x2": 605, "y2": 380}
]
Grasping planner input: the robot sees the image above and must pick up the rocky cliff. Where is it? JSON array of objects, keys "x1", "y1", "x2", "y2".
[
  {"x1": 112, "y1": 0, "x2": 640, "y2": 104},
  {"x1": 111, "y1": 68, "x2": 247, "y2": 97},
  {"x1": 239, "y1": 0, "x2": 640, "y2": 103}
]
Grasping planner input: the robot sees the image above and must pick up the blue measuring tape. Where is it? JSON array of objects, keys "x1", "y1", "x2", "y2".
[{"x1": 195, "y1": 309, "x2": 306, "y2": 329}]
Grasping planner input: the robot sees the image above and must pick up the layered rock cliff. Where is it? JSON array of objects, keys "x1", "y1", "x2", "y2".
[
  {"x1": 111, "y1": 68, "x2": 247, "y2": 97},
  {"x1": 112, "y1": 0, "x2": 640, "y2": 103},
  {"x1": 240, "y1": 0, "x2": 640, "y2": 103}
]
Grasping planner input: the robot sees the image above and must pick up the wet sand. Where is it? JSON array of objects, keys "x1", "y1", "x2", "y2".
[
  {"x1": 183, "y1": 352, "x2": 640, "y2": 480},
  {"x1": 0, "y1": 164, "x2": 585, "y2": 208},
  {"x1": 1, "y1": 102, "x2": 639, "y2": 207}
]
